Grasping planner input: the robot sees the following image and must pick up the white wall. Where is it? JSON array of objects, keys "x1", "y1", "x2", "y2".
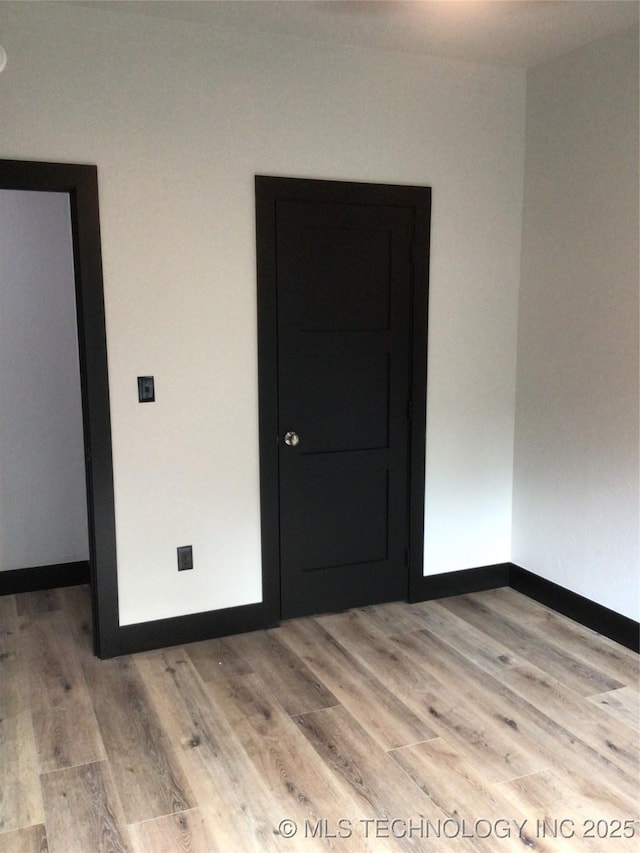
[
  {"x1": 513, "y1": 27, "x2": 639, "y2": 621},
  {"x1": 0, "y1": 2, "x2": 525, "y2": 624},
  {"x1": 0, "y1": 190, "x2": 89, "y2": 571}
]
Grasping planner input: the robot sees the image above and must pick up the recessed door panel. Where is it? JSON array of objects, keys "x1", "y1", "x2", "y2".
[
  {"x1": 280, "y1": 456, "x2": 389, "y2": 571},
  {"x1": 280, "y1": 337, "x2": 390, "y2": 454},
  {"x1": 279, "y1": 219, "x2": 392, "y2": 331}
]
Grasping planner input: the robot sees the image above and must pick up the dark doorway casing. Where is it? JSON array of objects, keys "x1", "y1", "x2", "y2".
[{"x1": 0, "y1": 159, "x2": 119, "y2": 657}]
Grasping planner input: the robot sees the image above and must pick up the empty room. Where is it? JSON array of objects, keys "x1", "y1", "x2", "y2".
[{"x1": 0, "y1": 1, "x2": 638, "y2": 850}]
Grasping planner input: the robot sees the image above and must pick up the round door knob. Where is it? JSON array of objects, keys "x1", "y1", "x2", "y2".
[{"x1": 284, "y1": 431, "x2": 300, "y2": 447}]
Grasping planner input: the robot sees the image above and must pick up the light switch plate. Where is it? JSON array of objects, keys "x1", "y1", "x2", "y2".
[{"x1": 137, "y1": 376, "x2": 155, "y2": 402}]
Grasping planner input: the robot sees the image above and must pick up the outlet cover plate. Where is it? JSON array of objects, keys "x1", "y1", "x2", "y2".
[{"x1": 177, "y1": 545, "x2": 193, "y2": 572}]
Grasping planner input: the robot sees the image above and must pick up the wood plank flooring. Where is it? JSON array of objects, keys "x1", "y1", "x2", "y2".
[{"x1": 0, "y1": 586, "x2": 637, "y2": 852}]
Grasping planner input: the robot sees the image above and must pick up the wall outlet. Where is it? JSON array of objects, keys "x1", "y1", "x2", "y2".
[{"x1": 177, "y1": 545, "x2": 193, "y2": 571}]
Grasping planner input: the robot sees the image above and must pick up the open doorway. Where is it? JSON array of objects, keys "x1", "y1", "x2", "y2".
[
  {"x1": 0, "y1": 160, "x2": 118, "y2": 657},
  {"x1": 0, "y1": 189, "x2": 89, "y2": 580}
]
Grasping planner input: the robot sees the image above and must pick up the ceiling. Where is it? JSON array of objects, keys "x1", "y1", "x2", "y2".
[{"x1": 85, "y1": 0, "x2": 639, "y2": 68}]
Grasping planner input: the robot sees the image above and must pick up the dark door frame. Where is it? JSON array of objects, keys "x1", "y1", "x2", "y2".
[
  {"x1": 255, "y1": 175, "x2": 431, "y2": 625},
  {"x1": 0, "y1": 159, "x2": 119, "y2": 657}
]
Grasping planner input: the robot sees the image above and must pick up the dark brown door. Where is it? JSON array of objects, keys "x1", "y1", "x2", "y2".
[{"x1": 257, "y1": 177, "x2": 430, "y2": 621}]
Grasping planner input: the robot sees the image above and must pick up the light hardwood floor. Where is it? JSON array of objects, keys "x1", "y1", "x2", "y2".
[{"x1": 0, "y1": 585, "x2": 637, "y2": 852}]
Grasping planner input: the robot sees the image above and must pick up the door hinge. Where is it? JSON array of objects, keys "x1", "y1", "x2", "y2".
[
  {"x1": 407, "y1": 400, "x2": 413, "y2": 419},
  {"x1": 405, "y1": 548, "x2": 410, "y2": 566}
]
